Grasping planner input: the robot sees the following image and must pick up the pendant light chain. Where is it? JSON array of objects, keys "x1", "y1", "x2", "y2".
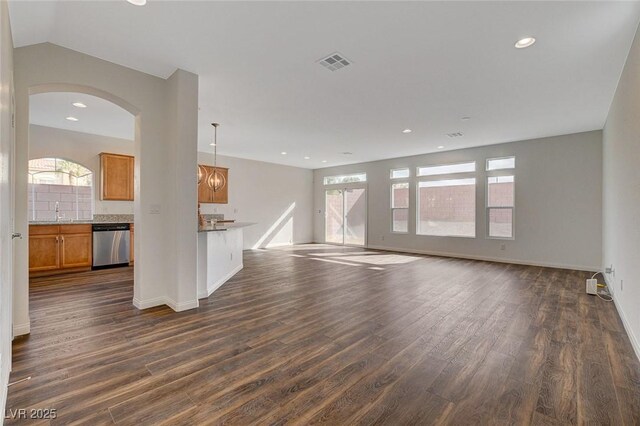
[
  {"x1": 213, "y1": 122, "x2": 218, "y2": 170},
  {"x1": 207, "y1": 122, "x2": 225, "y2": 192}
]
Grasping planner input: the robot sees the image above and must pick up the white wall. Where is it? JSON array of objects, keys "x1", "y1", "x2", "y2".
[
  {"x1": 29, "y1": 124, "x2": 134, "y2": 215},
  {"x1": 603, "y1": 20, "x2": 640, "y2": 359},
  {"x1": 314, "y1": 131, "x2": 603, "y2": 271},
  {"x1": 198, "y1": 152, "x2": 314, "y2": 249},
  {"x1": 0, "y1": 0, "x2": 14, "y2": 413},
  {"x1": 13, "y1": 43, "x2": 200, "y2": 336}
]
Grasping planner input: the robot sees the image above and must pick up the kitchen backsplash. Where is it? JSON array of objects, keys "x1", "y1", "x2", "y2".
[{"x1": 201, "y1": 214, "x2": 224, "y2": 222}]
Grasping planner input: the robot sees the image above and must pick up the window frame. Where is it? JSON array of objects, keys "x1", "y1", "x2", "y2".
[
  {"x1": 485, "y1": 171, "x2": 515, "y2": 240},
  {"x1": 323, "y1": 172, "x2": 367, "y2": 186},
  {"x1": 486, "y1": 156, "x2": 515, "y2": 171},
  {"x1": 390, "y1": 181, "x2": 409, "y2": 234},
  {"x1": 416, "y1": 160, "x2": 476, "y2": 177},
  {"x1": 28, "y1": 157, "x2": 95, "y2": 222},
  {"x1": 390, "y1": 168, "x2": 410, "y2": 179},
  {"x1": 416, "y1": 166, "x2": 477, "y2": 238}
]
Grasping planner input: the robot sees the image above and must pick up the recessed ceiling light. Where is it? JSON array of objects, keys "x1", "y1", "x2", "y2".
[
  {"x1": 437, "y1": 145, "x2": 444, "y2": 149},
  {"x1": 461, "y1": 116, "x2": 471, "y2": 121},
  {"x1": 281, "y1": 151, "x2": 287, "y2": 155},
  {"x1": 65, "y1": 116, "x2": 79, "y2": 122},
  {"x1": 402, "y1": 129, "x2": 412, "y2": 134},
  {"x1": 126, "y1": 0, "x2": 147, "y2": 5},
  {"x1": 304, "y1": 156, "x2": 310, "y2": 160},
  {"x1": 72, "y1": 102, "x2": 87, "y2": 108},
  {"x1": 209, "y1": 143, "x2": 216, "y2": 146},
  {"x1": 515, "y1": 37, "x2": 536, "y2": 49},
  {"x1": 322, "y1": 160, "x2": 327, "y2": 163}
]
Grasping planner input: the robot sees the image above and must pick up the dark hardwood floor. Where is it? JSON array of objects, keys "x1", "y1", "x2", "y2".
[{"x1": 6, "y1": 244, "x2": 640, "y2": 425}]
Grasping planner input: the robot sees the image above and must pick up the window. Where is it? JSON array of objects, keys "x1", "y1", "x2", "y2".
[
  {"x1": 487, "y1": 175, "x2": 514, "y2": 238},
  {"x1": 28, "y1": 158, "x2": 94, "y2": 221},
  {"x1": 486, "y1": 156, "x2": 515, "y2": 171},
  {"x1": 323, "y1": 173, "x2": 367, "y2": 185},
  {"x1": 417, "y1": 161, "x2": 475, "y2": 177},
  {"x1": 417, "y1": 178, "x2": 476, "y2": 237},
  {"x1": 390, "y1": 168, "x2": 410, "y2": 179},
  {"x1": 391, "y1": 182, "x2": 409, "y2": 232}
]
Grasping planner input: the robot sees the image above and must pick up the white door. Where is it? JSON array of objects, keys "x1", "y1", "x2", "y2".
[
  {"x1": 0, "y1": 32, "x2": 15, "y2": 397},
  {"x1": 324, "y1": 186, "x2": 367, "y2": 246}
]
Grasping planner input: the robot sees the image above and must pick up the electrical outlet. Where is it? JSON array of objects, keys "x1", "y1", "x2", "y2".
[
  {"x1": 621, "y1": 279, "x2": 624, "y2": 292},
  {"x1": 234, "y1": 208, "x2": 238, "y2": 214},
  {"x1": 500, "y1": 243, "x2": 506, "y2": 251},
  {"x1": 230, "y1": 253, "x2": 233, "y2": 261},
  {"x1": 381, "y1": 235, "x2": 385, "y2": 241}
]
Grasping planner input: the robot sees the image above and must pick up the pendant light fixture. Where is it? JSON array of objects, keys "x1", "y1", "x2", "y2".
[
  {"x1": 207, "y1": 123, "x2": 226, "y2": 192},
  {"x1": 197, "y1": 164, "x2": 206, "y2": 185}
]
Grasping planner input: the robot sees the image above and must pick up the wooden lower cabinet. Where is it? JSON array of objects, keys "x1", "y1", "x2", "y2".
[
  {"x1": 60, "y1": 233, "x2": 92, "y2": 269},
  {"x1": 29, "y1": 234, "x2": 60, "y2": 273},
  {"x1": 29, "y1": 224, "x2": 93, "y2": 276}
]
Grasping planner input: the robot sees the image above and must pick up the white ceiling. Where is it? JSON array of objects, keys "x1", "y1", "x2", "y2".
[
  {"x1": 30, "y1": 92, "x2": 134, "y2": 140},
  {"x1": 9, "y1": 1, "x2": 640, "y2": 169}
]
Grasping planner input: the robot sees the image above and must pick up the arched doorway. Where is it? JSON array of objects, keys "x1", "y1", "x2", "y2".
[{"x1": 16, "y1": 83, "x2": 142, "y2": 330}]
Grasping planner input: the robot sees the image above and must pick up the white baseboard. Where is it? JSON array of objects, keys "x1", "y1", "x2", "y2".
[
  {"x1": 13, "y1": 322, "x2": 30, "y2": 337},
  {"x1": 0, "y1": 369, "x2": 7, "y2": 426},
  {"x1": 366, "y1": 244, "x2": 599, "y2": 272},
  {"x1": 199, "y1": 263, "x2": 243, "y2": 299},
  {"x1": 134, "y1": 296, "x2": 198, "y2": 312},
  {"x1": 164, "y1": 298, "x2": 199, "y2": 312},
  {"x1": 604, "y1": 273, "x2": 640, "y2": 363},
  {"x1": 133, "y1": 296, "x2": 166, "y2": 310}
]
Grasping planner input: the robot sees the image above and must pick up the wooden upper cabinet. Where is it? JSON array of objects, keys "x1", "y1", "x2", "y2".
[
  {"x1": 197, "y1": 165, "x2": 228, "y2": 204},
  {"x1": 101, "y1": 153, "x2": 134, "y2": 201}
]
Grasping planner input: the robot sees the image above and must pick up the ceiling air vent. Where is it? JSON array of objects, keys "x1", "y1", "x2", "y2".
[
  {"x1": 446, "y1": 132, "x2": 464, "y2": 138},
  {"x1": 318, "y1": 52, "x2": 352, "y2": 71}
]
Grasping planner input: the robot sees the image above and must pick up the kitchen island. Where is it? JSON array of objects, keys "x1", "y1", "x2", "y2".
[{"x1": 197, "y1": 222, "x2": 255, "y2": 299}]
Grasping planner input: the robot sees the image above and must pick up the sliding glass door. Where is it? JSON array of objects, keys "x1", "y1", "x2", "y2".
[{"x1": 324, "y1": 187, "x2": 366, "y2": 246}]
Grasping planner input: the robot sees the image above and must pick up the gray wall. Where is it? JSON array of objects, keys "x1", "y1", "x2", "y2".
[
  {"x1": 603, "y1": 20, "x2": 640, "y2": 358},
  {"x1": 314, "y1": 131, "x2": 602, "y2": 271}
]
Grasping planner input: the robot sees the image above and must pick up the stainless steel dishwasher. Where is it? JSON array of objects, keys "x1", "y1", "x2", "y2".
[{"x1": 92, "y1": 223, "x2": 130, "y2": 268}]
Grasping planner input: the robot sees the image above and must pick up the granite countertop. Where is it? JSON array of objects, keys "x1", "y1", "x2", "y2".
[
  {"x1": 198, "y1": 222, "x2": 256, "y2": 233},
  {"x1": 29, "y1": 221, "x2": 132, "y2": 225},
  {"x1": 30, "y1": 214, "x2": 134, "y2": 225}
]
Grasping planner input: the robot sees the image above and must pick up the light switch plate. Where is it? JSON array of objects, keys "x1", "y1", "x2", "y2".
[{"x1": 149, "y1": 204, "x2": 161, "y2": 215}]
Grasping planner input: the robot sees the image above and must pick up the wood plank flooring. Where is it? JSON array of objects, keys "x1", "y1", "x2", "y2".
[{"x1": 6, "y1": 244, "x2": 640, "y2": 425}]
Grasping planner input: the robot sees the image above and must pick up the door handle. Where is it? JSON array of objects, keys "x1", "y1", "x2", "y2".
[{"x1": 11, "y1": 233, "x2": 22, "y2": 240}]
